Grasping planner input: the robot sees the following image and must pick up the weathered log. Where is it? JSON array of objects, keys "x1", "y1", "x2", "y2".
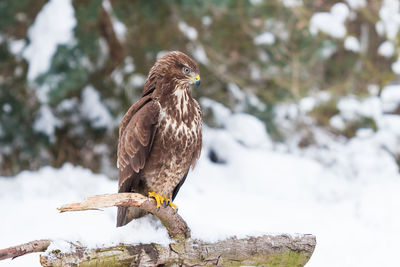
[
  {"x1": 58, "y1": 193, "x2": 190, "y2": 240},
  {"x1": 40, "y1": 234, "x2": 316, "y2": 267},
  {"x1": 0, "y1": 239, "x2": 51, "y2": 261}
]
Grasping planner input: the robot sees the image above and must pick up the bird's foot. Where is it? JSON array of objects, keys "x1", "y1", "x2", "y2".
[{"x1": 148, "y1": 192, "x2": 178, "y2": 213}]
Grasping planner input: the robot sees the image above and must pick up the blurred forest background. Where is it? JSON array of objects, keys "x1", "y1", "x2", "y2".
[{"x1": 1, "y1": 0, "x2": 399, "y2": 176}]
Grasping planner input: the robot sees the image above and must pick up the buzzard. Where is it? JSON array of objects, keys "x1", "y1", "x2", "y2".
[{"x1": 117, "y1": 51, "x2": 202, "y2": 227}]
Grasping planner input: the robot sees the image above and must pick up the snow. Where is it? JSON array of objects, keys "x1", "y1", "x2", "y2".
[
  {"x1": 2, "y1": 103, "x2": 12, "y2": 114},
  {"x1": 23, "y1": 0, "x2": 76, "y2": 81},
  {"x1": 310, "y1": 3, "x2": 349, "y2": 38},
  {"x1": 224, "y1": 113, "x2": 272, "y2": 148},
  {"x1": 378, "y1": 40, "x2": 395, "y2": 57},
  {"x1": 201, "y1": 16, "x2": 212, "y2": 26},
  {"x1": 346, "y1": 0, "x2": 366, "y2": 9},
  {"x1": 33, "y1": 105, "x2": 62, "y2": 138},
  {"x1": 129, "y1": 74, "x2": 146, "y2": 88},
  {"x1": 381, "y1": 84, "x2": 400, "y2": 112},
  {"x1": 80, "y1": 85, "x2": 113, "y2": 129},
  {"x1": 178, "y1": 21, "x2": 198, "y2": 41},
  {"x1": 192, "y1": 44, "x2": 209, "y2": 65},
  {"x1": 8, "y1": 39, "x2": 26, "y2": 55},
  {"x1": 391, "y1": 55, "x2": 400, "y2": 74},
  {"x1": 253, "y1": 31, "x2": 275, "y2": 45},
  {"x1": 344, "y1": 36, "x2": 360, "y2": 52},
  {"x1": 377, "y1": 0, "x2": 400, "y2": 40},
  {"x1": 282, "y1": 0, "x2": 303, "y2": 8},
  {"x1": 102, "y1": 0, "x2": 126, "y2": 42}
]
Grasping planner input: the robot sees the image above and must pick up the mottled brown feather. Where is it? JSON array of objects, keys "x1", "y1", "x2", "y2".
[{"x1": 117, "y1": 51, "x2": 202, "y2": 227}]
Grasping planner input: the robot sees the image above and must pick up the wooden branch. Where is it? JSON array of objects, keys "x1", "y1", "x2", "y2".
[
  {"x1": 0, "y1": 240, "x2": 51, "y2": 261},
  {"x1": 58, "y1": 193, "x2": 191, "y2": 240},
  {"x1": 40, "y1": 234, "x2": 316, "y2": 267}
]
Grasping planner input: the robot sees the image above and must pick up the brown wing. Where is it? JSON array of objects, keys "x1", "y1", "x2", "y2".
[
  {"x1": 117, "y1": 96, "x2": 160, "y2": 192},
  {"x1": 117, "y1": 96, "x2": 160, "y2": 227}
]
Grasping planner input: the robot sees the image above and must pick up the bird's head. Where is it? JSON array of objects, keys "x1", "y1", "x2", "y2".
[{"x1": 143, "y1": 51, "x2": 201, "y2": 97}]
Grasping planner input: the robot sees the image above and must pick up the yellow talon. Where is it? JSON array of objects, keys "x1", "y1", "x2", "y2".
[
  {"x1": 148, "y1": 192, "x2": 165, "y2": 210},
  {"x1": 148, "y1": 192, "x2": 178, "y2": 212}
]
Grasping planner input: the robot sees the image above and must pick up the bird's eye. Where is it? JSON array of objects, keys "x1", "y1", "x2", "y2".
[{"x1": 183, "y1": 67, "x2": 190, "y2": 74}]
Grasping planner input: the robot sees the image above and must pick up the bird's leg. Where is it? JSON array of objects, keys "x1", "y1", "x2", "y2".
[{"x1": 148, "y1": 192, "x2": 178, "y2": 213}]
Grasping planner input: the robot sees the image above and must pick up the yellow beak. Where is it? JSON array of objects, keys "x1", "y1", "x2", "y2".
[{"x1": 186, "y1": 74, "x2": 201, "y2": 87}]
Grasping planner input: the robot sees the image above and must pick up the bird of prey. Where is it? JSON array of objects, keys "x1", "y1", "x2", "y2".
[{"x1": 116, "y1": 51, "x2": 202, "y2": 227}]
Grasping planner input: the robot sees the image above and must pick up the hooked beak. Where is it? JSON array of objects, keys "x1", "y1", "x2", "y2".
[{"x1": 186, "y1": 74, "x2": 201, "y2": 87}]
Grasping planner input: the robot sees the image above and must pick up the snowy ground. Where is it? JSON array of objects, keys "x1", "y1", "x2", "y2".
[{"x1": 1, "y1": 91, "x2": 400, "y2": 267}]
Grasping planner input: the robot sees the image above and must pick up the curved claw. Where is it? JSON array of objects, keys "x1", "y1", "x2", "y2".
[{"x1": 148, "y1": 192, "x2": 179, "y2": 213}]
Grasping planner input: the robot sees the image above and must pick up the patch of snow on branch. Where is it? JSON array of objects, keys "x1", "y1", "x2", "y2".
[
  {"x1": 378, "y1": 41, "x2": 395, "y2": 57},
  {"x1": 310, "y1": 3, "x2": 349, "y2": 38},
  {"x1": 346, "y1": 0, "x2": 366, "y2": 9},
  {"x1": 178, "y1": 21, "x2": 198, "y2": 41},
  {"x1": 377, "y1": 0, "x2": 400, "y2": 40},
  {"x1": 8, "y1": 39, "x2": 26, "y2": 55},
  {"x1": 80, "y1": 85, "x2": 113, "y2": 130},
  {"x1": 254, "y1": 32, "x2": 275, "y2": 45},
  {"x1": 344, "y1": 36, "x2": 360, "y2": 52},
  {"x1": 102, "y1": 0, "x2": 126, "y2": 42},
  {"x1": 23, "y1": 0, "x2": 76, "y2": 81},
  {"x1": 192, "y1": 45, "x2": 209, "y2": 65},
  {"x1": 282, "y1": 0, "x2": 303, "y2": 8},
  {"x1": 391, "y1": 55, "x2": 400, "y2": 74},
  {"x1": 33, "y1": 105, "x2": 63, "y2": 138},
  {"x1": 381, "y1": 84, "x2": 400, "y2": 113}
]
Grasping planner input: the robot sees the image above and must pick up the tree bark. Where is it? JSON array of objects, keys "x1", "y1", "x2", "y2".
[{"x1": 40, "y1": 234, "x2": 316, "y2": 267}]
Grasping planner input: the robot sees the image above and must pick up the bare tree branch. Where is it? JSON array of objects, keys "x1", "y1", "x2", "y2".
[
  {"x1": 58, "y1": 193, "x2": 191, "y2": 240},
  {"x1": 0, "y1": 240, "x2": 51, "y2": 261}
]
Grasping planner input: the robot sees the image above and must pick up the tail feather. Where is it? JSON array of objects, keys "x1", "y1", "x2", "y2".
[{"x1": 116, "y1": 206, "x2": 147, "y2": 227}]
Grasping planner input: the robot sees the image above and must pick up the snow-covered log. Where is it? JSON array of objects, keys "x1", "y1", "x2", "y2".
[{"x1": 40, "y1": 234, "x2": 316, "y2": 267}]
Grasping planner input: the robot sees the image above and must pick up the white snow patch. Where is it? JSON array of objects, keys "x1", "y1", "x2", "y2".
[
  {"x1": 192, "y1": 45, "x2": 209, "y2": 65},
  {"x1": 346, "y1": 0, "x2": 366, "y2": 9},
  {"x1": 282, "y1": 0, "x2": 303, "y2": 7},
  {"x1": 156, "y1": 50, "x2": 168, "y2": 60},
  {"x1": 378, "y1": 41, "x2": 395, "y2": 57},
  {"x1": 129, "y1": 74, "x2": 146, "y2": 88},
  {"x1": 201, "y1": 16, "x2": 212, "y2": 26},
  {"x1": 80, "y1": 85, "x2": 113, "y2": 129},
  {"x1": 178, "y1": 21, "x2": 198, "y2": 41},
  {"x1": 33, "y1": 105, "x2": 63, "y2": 138},
  {"x1": 200, "y1": 97, "x2": 231, "y2": 126},
  {"x1": 381, "y1": 84, "x2": 400, "y2": 112},
  {"x1": 8, "y1": 39, "x2": 26, "y2": 55},
  {"x1": 391, "y1": 55, "x2": 400, "y2": 74},
  {"x1": 102, "y1": 0, "x2": 126, "y2": 42},
  {"x1": 23, "y1": 0, "x2": 76, "y2": 81},
  {"x1": 344, "y1": 36, "x2": 360, "y2": 52},
  {"x1": 254, "y1": 32, "x2": 275, "y2": 45},
  {"x1": 310, "y1": 3, "x2": 349, "y2": 38},
  {"x1": 224, "y1": 113, "x2": 272, "y2": 148},
  {"x1": 377, "y1": 0, "x2": 400, "y2": 40},
  {"x1": 2, "y1": 103, "x2": 12, "y2": 114}
]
